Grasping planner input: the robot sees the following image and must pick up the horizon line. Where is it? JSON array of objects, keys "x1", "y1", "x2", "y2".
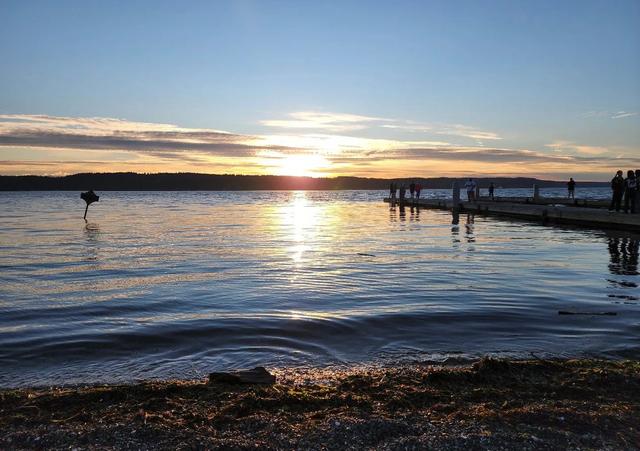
[{"x1": 0, "y1": 171, "x2": 609, "y2": 184}]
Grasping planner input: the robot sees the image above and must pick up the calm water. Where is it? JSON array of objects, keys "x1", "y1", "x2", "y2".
[{"x1": 0, "y1": 189, "x2": 638, "y2": 387}]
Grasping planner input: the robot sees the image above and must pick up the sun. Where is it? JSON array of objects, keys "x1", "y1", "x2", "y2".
[{"x1": 273, "y1": 154, "x2": 330, "y2": 177}]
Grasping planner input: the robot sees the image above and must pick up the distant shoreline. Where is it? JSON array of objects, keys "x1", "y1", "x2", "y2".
[
  {"x1": 0, "y1": 172, "x2": 609, "y2": 191},
  {"x1": 1, "y1": 358, "x2": 637, "y2": 449}
]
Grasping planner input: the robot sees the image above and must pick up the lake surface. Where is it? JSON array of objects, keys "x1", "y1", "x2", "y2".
[{"x1": 0, "y1": 189, "x2": 638, "y2": 387}]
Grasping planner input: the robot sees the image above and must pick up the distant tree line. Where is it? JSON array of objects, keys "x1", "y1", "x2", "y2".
[{"x1": 0, "y1": 172, "x2": 607, "y2": 191}]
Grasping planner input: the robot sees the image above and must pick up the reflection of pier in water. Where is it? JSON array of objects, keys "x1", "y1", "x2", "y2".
[
  {"x1": 389, "y1": 204, "x2": 423, "y2": 223},
  {"x1": 607, "y1": 234, "x2": 639, "y2": 301},
  {"x1": 390, "y1": 203, "x2": 639, "y2": 301},
  {"x1": 451, "y1": 211, "x2": 475, "y2": 243}
]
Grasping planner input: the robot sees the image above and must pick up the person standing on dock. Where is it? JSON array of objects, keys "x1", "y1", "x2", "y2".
[
  {"x1": 488, "y1": 182, "x2": 495, "y2": 200},
  {"x1": 390, "y1": 182, "x2": 396, "y2": 203},
  {"x1": 409, "y1": 181, "x2": 416, "y2": 200},
  {"x1": 609, "y1": 170, "x2": 625, "y2": 212},
  {"x1": 624, "y1": 170, "x2": 637, "y2": 214},
  {"x1": 464, "y1": 178, "x2": 477, "y2": 202},
  {"x1": 415, "y1": 182, "x2": 422, "y2": 199},
  {"x1": 567, "y1": 178, "x2": 576, "y2": 199},
  {"x1": 399, "y1": 183, "x2": 406, "y2": 200}
]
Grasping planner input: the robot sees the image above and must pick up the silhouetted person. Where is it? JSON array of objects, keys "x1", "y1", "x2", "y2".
[
  {"x1": 415, "y1": 182, "x2": 422, "y2": 199},
  {"x1": 399, "y1": 184, "x2": 406, "y2": 200},
  {"x1": 623, "y1": 170, "x2": 637, "y2": 214},
  {"x1": 409, "y1": 181, "x2": 416, "y2": 199},
  {"x1": 464, "y1": 178, "x2": 477, "y2": 202},
  {"x1": 567, "y1": 178, "x2": 576, "y2": 199},
  {"x1": 389, "y1": 182, "x2": 396, "y2": 203},
  {"x1": 609, "y1": 170, "x2": 625, "y2": 212},
  {"x1": 488, "y1": 182, "x2": 495, "y2": 200}
]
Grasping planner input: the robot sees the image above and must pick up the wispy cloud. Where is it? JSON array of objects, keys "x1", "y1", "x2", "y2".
[
  {"x1": 580, "y1": 110, "x2": 638, "y2": 120},
  {"x1": 0, "y1": 114, "x2": 296, "y2": 160},
  {"x1": 263, "y1": 111, "x2": 502, "y2": 141},
  {"x1": 610, "y1": 111, "x2": 638, "y2": 119},
  {"x1": 260, "y1": 111, "x2": 385, "y2": 132},
  {"x1": 545, "y1": 140, "x2": 610, "y2": 156},
  {"x1": 382, "y1": 123, "x2": 501, "y2": 141}
]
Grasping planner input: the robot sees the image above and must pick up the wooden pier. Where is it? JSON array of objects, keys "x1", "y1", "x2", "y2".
[{"x1": 384, "y1": 187, "x2": 640, "y2": 232}]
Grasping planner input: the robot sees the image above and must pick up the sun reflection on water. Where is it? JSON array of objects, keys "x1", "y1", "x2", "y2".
[{"x1": 283, "y1": 191, "x2": 319, "y2": 263}]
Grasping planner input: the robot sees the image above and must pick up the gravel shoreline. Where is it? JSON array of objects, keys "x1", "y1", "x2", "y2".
[{"x1": 1, "y1": 358, "x2": 639, "y2": 450}]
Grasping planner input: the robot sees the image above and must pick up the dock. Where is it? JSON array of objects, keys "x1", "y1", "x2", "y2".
[{"x1": 384, "y1": 185, "x2": 640, "y2": 232}]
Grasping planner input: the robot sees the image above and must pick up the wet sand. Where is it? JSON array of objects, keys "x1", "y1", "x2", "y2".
[{"x1": 1, "y1": 358, "x2": 638, "y2": 450}]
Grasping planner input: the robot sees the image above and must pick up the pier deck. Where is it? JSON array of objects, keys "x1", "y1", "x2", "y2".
[{"x1": 384, "y1": 197, "x2": 640, "y2": 231}]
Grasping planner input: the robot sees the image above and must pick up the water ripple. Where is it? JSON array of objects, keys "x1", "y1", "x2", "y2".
[{"x1": 0, "y1": 189, "x2": 638, "y2": 387}]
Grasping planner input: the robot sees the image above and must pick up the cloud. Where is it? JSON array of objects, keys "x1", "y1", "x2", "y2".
[
  {"x1": 580, "y1": 110, "x2": 638, "y2": 120},
  {"x1": 0, "y1": 114, "x2": 298, "y2": 160},
  {"x1": 1, "y1": 113, "x2": 638, "y2": 178},
  {"x1": 263, "y1": 111, "x2": 502, "y2": 141},
  {"x1": 260, "y1": 111, "x2": 386, "y2": 132},
  {"x1": 545, "y1": 141, "x2": 609, "y2": 156},
  {"x1": 381, "y1": 122, "x2": 502, "y2": 140},
  {"x1": 610, "y1": 111, "x2": 638, "y2": 119},
  {"x1": 330, "y1": 146, "x2": 572, "y2": 165}
]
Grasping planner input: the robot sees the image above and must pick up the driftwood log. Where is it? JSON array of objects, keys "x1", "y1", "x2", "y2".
[{"x1": 208, "y1": 366, "x2": 276, "y2": 385}]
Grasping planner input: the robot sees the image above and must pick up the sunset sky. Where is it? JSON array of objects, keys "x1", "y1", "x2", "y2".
[{"x1": 1, "y1": 0, "x2": 639, "y2": 180}]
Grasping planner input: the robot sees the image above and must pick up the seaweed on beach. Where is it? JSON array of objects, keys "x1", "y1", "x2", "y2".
[{"x1": 1, "y1": 358, "x2": 639, "y2": 450}]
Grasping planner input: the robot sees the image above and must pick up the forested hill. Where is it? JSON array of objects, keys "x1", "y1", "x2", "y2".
[{"x1": 0, "y1": 173, "x2": 608, "y2": 191}]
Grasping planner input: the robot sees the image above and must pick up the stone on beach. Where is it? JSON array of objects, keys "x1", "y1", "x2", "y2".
[{"x1": 208, "y1": 366, "x2": 276, "y2": 385}]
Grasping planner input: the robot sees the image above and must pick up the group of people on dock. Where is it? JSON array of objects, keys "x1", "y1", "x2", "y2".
[
  {"x1": 389, "y1": 181, "x2": 422, "y2": 201},
  {"x1": 610, "y1": 170, "x2": 639, "y2": 214},
  {"x1": 391, "y1": 179, "x2": 494, "y2": 203},
  {"x1": 388, "y1": 173, "x2": 640, "y2": 214}
]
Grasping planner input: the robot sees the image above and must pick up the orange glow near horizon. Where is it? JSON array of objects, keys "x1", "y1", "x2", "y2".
[
  {"x1": 0, "y1": 155, "x2": 628, "y2": 181},
  {"x1": 0, "y1": 113, "x2": 636, "y2": 181}
]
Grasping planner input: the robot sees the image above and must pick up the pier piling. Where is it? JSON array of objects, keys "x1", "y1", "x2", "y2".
[{"x1": 452, "y1": 182, "x2": 460, "y2": 210}]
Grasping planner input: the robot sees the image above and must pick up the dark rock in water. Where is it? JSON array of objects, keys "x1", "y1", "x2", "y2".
[{"x1": 208, "y1": 366, "x2": 276, "y2": 385}]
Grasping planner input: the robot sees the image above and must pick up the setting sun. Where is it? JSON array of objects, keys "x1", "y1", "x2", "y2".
[{"x1": 272, "y1": 154, "x2": 331, "y2": 177}]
